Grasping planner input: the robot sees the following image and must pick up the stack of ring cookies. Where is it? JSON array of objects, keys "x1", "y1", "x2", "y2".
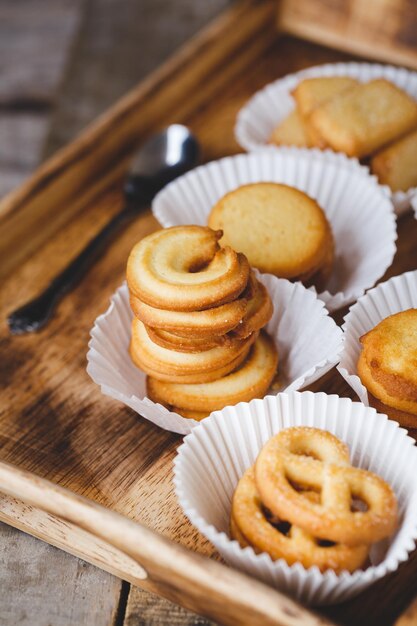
[
  {"x1": 126, "y1": 225, "x2": 278, "y2": 419},
  {"x1": 231, "y1": 427, "x2": 398, "y2": 573}
]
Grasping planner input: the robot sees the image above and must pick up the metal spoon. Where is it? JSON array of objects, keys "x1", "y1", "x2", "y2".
[{"x1": 8, "y1": 124, "x2": 199, "y2": 334}]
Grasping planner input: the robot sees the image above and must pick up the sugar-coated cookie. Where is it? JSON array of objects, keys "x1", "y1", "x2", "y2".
[{"x1": 357, "y1": 309, "x2": 417, "y2": 428}]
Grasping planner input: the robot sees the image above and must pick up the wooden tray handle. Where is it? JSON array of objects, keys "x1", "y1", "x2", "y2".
[{"x1": 0, "y1": 460, "x2": 334, "y2": 626}]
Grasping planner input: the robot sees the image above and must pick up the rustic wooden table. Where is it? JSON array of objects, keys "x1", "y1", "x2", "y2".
[{"x1": 0, "y1": 1, "x2": 230, "y2": 623}]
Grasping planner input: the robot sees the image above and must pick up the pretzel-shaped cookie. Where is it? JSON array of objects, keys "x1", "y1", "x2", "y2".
[
  {"x1": 255, "y1": 427, "x2": 398, "y2": 546},
  {"x1": 231, "y1": 467, "x2": 369, "y2": 573},
  {"x1": 127, "y1": 226, "x2": 249, "y2": 311}
]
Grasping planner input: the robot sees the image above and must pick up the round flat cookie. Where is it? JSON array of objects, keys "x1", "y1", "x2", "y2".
[
  {"x1": 358, "y1": 309, "x2": 417, "y2": 419},
  {"x1": 208, "y1": 183, "x2": 333, "y2": 284}
]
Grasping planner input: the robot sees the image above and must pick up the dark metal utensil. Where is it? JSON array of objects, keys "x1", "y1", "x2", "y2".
[{"x1": 8, "y1": 124, "x2": 199, "y2": 335}]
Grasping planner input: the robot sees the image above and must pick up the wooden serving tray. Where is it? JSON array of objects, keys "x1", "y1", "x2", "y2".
[{"x1": 1, "y1": 1, "x2": 417, "y2": 624}]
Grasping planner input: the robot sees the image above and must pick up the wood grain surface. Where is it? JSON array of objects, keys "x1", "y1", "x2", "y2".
[
  {"x1": 395, "y1": 595, "x2": 417, "y2": 625},
  {"x1": 0, "y1": 0, "x2": 230, "y2": 624},
  {"x1": 279, "y1": 0, "x2": 417, "y2": 69},
  {"x1": 1, "y1": 1, "x2": 417, "y2": 624}
]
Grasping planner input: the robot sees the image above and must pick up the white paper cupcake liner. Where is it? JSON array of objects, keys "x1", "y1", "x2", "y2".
[
  {"x1": 86, "y1": 273, "x2": 342, "y2": 435},
  {"x1": 152, "y1": 149, "x2": 396, "y2": 311},
  {"x1": 235, "y1": 62, "x2": 417, "y2": 215},
  {"x1": 173, "y1": 391, "x2": 417, "y2": 605},
  {"x1": 337, "y1": 270, "x2": 417, "y2": 407}
]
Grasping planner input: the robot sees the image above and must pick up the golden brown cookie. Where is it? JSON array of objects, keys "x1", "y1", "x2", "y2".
[
  {"x1": 367, "y1": 391, "x2": 417, "y2": 430},
  {"x1": 146, "y1": 330, "x2": 278, "y2": 412},
  {"x1": 232, "y1": 277, "x2": 273, "y2": 339},
  {"x1": 127, "y1": 225, "x2": 250, "y2": 311},
  {"x1": 134, "y1": 348, "x2": 250, "y2": 384},
  {"x1": 292, "y1": 76, "x2": 359, "y2": 117},
  {"x1": 254, "y1": 427, "x2": 398, "y2": 546},
  {"x1": 145, "y1": 326, "x2": 231, "y2": 352},
  {"x1": 171, "y1": 406, "x2": 209, "y2": 420},
  {"x1": 208, "y1": 183, "x2": 333, "y2": 287},
  {"x1": 291, "y1": 77, "x2": 359, "y2": 149},
  {"x1": 292, "y1": 236, "x2": 334, "y2": 292},
  {"x1": 371, "y1": 127, "x2": 417, "y2": 192},
  {"x1": 269, "y1": 109, "x2": 314, "y2": 148},
  {"x1": 309, "y1": 79, "x2": 417, "y2": 158},
  {"x1": 357, "y1": 309, "x2": 417, "y2": 427},
  {"x1": 129, "y1": 293, "x2": 248, "y2": 338},
  {"x1": 231, "y1": 466, "x2": 369, "y2": 572},
  {"x1": 131, "y1": 317, "x2": 256, "y2": 382}
]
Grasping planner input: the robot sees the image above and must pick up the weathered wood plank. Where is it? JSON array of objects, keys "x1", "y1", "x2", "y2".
[
  {"x1": 1, "y1": 2, "x2": 234, "y2": 625},
  {"x1": 279, "y1": 0, "x2": 417, "y2": 69},
  {"x1": 3, "y1": 1, "x2": 417, "y2": 625},
  {"x1": 0, "y1": 521, "x2": 122, "y2": 626},
  {"x1": 0, "y1": 2, "x2": 124, "y2": 625},
  {"x1": 124, "y1": 587, "x2": 216, "y2": 626}
]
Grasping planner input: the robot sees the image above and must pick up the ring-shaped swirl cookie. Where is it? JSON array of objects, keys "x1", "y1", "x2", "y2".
[
  {"x1": 127, "y1": 226, "x2": 250, "y2": 311},
  {"x1": 131, "y1": 318, "x2": 256, "y2": 379},
  {"x1": 129, "y1": 293, "x2": 249, "y2": 338},
  {"x1": 133, "y1": 348, "x2": 251, "y2": 384},
  {"x1": 146, "y1": 330, "x2": 278, "y2": 412},
  {"x1": 232, "y1": 277, "x2": 273, "y2": 339},
  {"x1": 145, "y1": 326, "x2": 231, "y2": 352}
]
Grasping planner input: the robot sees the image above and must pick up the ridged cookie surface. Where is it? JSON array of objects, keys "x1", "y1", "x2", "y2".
[
  {"x1": 127, "y1": 225, "x2": 249, "y2": 311},
  {"x1": 146, "y1": 330, "x2": 278, "y2": 412}
]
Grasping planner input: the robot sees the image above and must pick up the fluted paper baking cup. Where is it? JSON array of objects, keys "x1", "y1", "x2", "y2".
[
  {"x1": 235, "y1": 61, "x2": 417, "y2": 215},
  {"x1": 86, "y1": 273, "x2": 342, "y2": 435},
  {"x1": 174, "y1": 391, "x2": 417, "y2": 605},
  {"x1": 338, "y1": 270, "x2": 417, "y2": 407},
  {"x1": 152, "y1": 149, "x2": 396, "y2": 311}
]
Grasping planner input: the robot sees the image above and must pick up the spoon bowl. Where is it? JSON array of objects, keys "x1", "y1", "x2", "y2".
[{"x1": 125, "y1": 124, "x2": 200, "y2": 203}]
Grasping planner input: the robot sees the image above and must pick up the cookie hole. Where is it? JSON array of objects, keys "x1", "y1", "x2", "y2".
[
  {"x1": 292, "y1": 449, "x2": 320, "y2": 460},
  {"x1": 262, "y1": 506, "x2": 291, "y2": 536},
  {"x1": 274, "y1": 521, "x2": 291, "y2": 536},
  {"x1": 351, "y1": 497, "x2": 368, "y2": 513},
  {"x1": 286, "y1": 477, "x2": 321, "y2": 499},
  {"x1": 317, "y1": 539, "x2": 336, "y2": 548},
  {"x1": 189, "y1": 260, "x2": 209, "y2": 273}
]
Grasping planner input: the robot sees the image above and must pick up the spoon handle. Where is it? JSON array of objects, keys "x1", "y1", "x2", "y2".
[{"x1": 8, "y1": 205, "x2": 138, "y2": 334}]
